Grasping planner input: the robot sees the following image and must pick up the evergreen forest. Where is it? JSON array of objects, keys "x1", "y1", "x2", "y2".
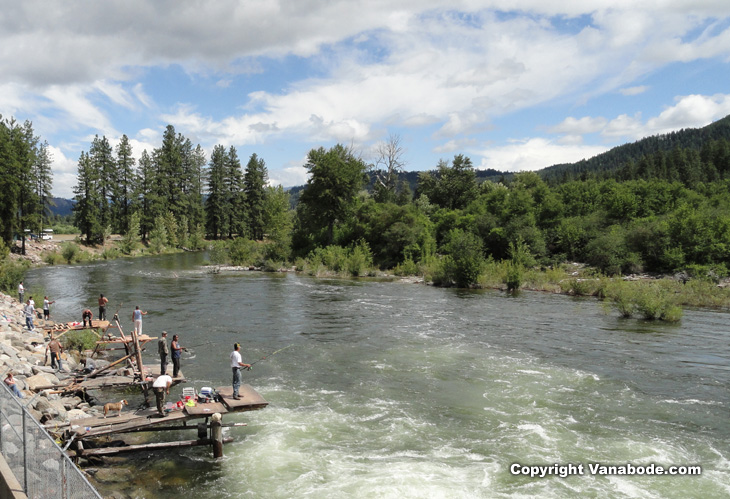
[{"x1": 3, "y1": 115, "x2": 730, "y2": 289}]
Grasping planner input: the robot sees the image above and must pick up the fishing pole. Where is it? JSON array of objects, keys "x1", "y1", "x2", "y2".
[{"x1": 245, "y1": 344, "x2": 295, "y2": 370}]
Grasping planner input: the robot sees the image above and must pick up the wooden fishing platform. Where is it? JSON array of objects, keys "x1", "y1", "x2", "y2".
[
  {"x1": 39, "y1": 313, "x2": 270, "y2": 461},
  {"x1": 66, "y1": 384, "x2": 267, "y2": 439},
  {"x1": 44, "y1": 320, "x2": 111, "y2": 335}
]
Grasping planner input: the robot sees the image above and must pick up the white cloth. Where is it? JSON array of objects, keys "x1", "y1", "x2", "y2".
[
  {"x1": 153, "y1": 374, "x2": 172, "y2": 388},
  {"x1": 230, "y1": 350, "x2": 242, "y2": 368}
]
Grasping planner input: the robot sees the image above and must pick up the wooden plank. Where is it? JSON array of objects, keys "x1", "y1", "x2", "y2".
[
  {"x1": 216, "y1": 385, "x2": 268, "y2": 410},
  {"x1": 184, "y1": 402, "x2": 228, "y2": 416},
  {"x1": 75, "y1": 437, "x2": 234, "y2": 457},
  {"x1": 71, "y1": 409, "x2": 191, "y2": 437}
]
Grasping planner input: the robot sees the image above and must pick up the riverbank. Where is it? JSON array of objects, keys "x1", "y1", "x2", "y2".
[
  {"x1": 0, "y1": 293, "x2": 107, "y2": 425},
  {"x1": 12, "y1": 236, "x2": 730, "y2": 315}
]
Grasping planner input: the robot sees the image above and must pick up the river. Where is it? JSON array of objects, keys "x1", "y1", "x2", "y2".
[{"x1": 27, "y1": 253, "x2": 730, "y2": 498}]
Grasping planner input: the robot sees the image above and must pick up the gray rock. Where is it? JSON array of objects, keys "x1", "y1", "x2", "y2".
[{"x1": 62, "y1": 396, "x2": 82, "y2": 410}]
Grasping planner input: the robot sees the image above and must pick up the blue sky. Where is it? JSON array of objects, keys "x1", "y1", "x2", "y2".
[{"x1": 2, "y1": 1, "x2": 730, "y2": 198}]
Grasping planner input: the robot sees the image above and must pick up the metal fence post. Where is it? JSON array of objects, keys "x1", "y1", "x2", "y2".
[{"x1": 22, "y1": 409, "x2": 27, "y2": 494}]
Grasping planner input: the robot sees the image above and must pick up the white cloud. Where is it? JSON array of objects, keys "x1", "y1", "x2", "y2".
[
  {"x1": 2, "y1": 2, "x2": 730, "y2": 196},
  {"x1": 433, "y1": 138, "x2": 479, "y2": 154},
  {"x1": 47, "y1": 146, "x2": 78, "y2": 199},
  {"x1": 42, "y1": 85, "x2": 117, "y2": 136},
  {"x1": 268, "y1": 157, "x2": 310, "y2": 187},
  {"x1": 619, "y1": 85, "x2": 649, "y2": 96},
  {"x1": 475, "y1": 137, "x2": 608, "y2": 172},
  {"x1": 599, "y1": 94, "x2": 730, "y2": 139},
  {"x1": 549, "y1": 116, "x2": 608, "y2": 135}
]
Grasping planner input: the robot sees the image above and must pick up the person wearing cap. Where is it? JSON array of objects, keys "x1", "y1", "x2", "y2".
[
  {"x1": 230, "y1": 343, "x2": 251, "y2": 400},
  {"x1": 158, "y1": 331, "x2": 169, "y2": 375}
]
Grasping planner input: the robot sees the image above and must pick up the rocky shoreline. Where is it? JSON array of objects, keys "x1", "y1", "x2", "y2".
[{"x1": 0, "y1": 292, "x2": 108, "y2": 425}]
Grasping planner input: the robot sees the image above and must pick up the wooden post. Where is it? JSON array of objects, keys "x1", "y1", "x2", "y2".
[
  {"x1": 211, "y1": 413, "x2": 223, "y2": 458},
  {"x1": 129, "y1": 321, "x2": 144, "y2": 379}
]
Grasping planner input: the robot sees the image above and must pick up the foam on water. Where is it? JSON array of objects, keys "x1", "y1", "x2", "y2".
[{"x1": 26, "y1": 261, "x2": 730, "y2": 497}]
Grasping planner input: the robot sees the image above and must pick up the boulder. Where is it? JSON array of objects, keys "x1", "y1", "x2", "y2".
[
  {"x1": 62, "y1": 396, "x2": 82, "y2": 410},
  {"x1": 66, "y1": 409, "x2": 88, "y2": 421},
  {"x1": 25, "y1": 372, "x2": 60, "y2": 391},
  {"x1": 35, "y1": 397, "x2": 53, "y2": 413},
  {"x1": 47, "y1": 399, "x2": 68, "y2": 421}
]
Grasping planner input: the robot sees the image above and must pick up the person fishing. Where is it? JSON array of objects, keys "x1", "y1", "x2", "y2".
[
  {"x1": 98, "y1": 293, "x2": 109, "y2": 321},
  {"x1": 230, "y1": 343, "x2": 251, "y2": 400},
  {"x1": 159, "y1": 331, "x2": 169, "y2": 375},
  {"x1": 171, "y1": 334, "x2": 187, "y2": 378}
]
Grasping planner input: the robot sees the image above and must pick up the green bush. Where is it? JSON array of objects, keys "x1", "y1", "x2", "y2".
[
  {"x1": 504, "y1": 262, "x2": 522, "y2": 292},
  {"x1": 61, "y1": 242, "x2": 79, "y2": 263},
  {"x1": 42, "y1": 251, "x2": 63, "y2": 265},
  {"x1": 228, "y1": 238, "x2": 260, "y2": 266},
  {"x1": 424, "y1": 256, "x2": 452, "y2": 286},
  {"x1": 393, "y1": 257, "x2": 420, "y2": 276},
  {"x1": 208, "y1": 241, "x2": 228, "y2": 265},
  {"x1": 444, "y1": 229, "x2": 484, "y2": 288},
  {"x1": 0, "y1": 258, "x2": 29, "y2": 295},
  {"x1": 346, "y1": 240, "x2": 373, "y2": 277},
  {"x1": 62, "y1": 329, "x2": 99, "y2": 353},
  {"x1": 101, "y1": 247, "x2": 121, "y2": 260},
  {"x1": 561, "y1": 278, "x2": 601, "y2": 296}
]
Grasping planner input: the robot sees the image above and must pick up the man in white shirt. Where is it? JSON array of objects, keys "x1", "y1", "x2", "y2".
[
  {"x1": 43, "y1": 296, "x2": 55, "y2": 320},
  {"x1": 152, "y1": 374, "x2": 173, "y2": 416},
  {"x1": 18, "y1": 282, "x2": 24, "y2": 303},
  {"x1": 230, "y1": 343, "x2": 251, "y2": 400}
]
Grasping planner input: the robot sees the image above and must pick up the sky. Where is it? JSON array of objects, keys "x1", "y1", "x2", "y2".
[{"x1": 2, "y1": 1, "x2": 730, "y2": 199}]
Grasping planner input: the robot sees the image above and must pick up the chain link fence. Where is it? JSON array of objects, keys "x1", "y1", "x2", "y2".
[{"x1": 0, "y1": 382, "x2": 101, "y2": 498}]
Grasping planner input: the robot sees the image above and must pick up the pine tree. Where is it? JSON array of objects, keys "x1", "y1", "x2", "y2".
[
  {"x1": 114, "y1": 134, "x2": 136, "y2": 234},
  {"x1": 89, "y1": 135, "x2": 115, "y2": 240},
  {"x1": 225, "y1": 146, "x2": 244, "y2": 238},
  {"x1": 73, "y1": 152, "x2": 102, "y2": 243},
  {"x1": 33, "y1": 141, "x2": 54, "y2": 235},
  {"x1": 205, "y1": 145, "x2": 229, "y2": 239},
  {"x1": 135, "y1": 150, "x2": 157, "y2": 240},
  {"x1": 14, "y1": 121, "x2": 40, "y2": 255},
  {"x1": 0, "y1": 118, "x2": 23, "y2": 246},
  {"x1": 244, "y1": 153, "x2": 268, "y2": 240}
]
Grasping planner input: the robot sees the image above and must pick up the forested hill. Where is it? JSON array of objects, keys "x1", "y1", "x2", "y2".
[{"x1": 540, "y1": 114, "x2": 730, "y2": 182}]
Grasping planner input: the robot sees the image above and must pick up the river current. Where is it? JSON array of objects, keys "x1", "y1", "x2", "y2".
[{"x1": 27, "y1": 253, "x2": 730, "y2": 498}]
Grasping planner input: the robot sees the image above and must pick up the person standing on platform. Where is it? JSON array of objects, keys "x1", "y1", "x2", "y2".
[
  {"x1": 158, "y1": 331, "x2": 169, "y2": 375},
  {"x1": 230, "y1": 343, "x2": 251, "y2": 400},
  {"x1": 152, "y1": 374, "x2": 172, "y2": 417},
  {"x1": 171, "y1": 334, "x2": 186, "y2": 378},
  {"x1": 132, "y1": 306, "x2": 147, "y2": 335},
  {"x1": 98, "y1": 294, "x2": 109, "y2": 321}
]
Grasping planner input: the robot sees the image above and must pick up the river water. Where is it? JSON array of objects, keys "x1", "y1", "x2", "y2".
[{"x1": 27, "y1": 253, "x2": 730, "y2": 498}]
